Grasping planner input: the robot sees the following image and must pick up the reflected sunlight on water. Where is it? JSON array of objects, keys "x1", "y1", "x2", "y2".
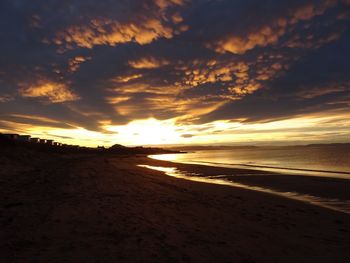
[
  {"x1": 150, "y1": 148, "x2": 350, "y2": 179},
  {"x1": 138, "y1": 164, "x2": 350, "y2": 214}
]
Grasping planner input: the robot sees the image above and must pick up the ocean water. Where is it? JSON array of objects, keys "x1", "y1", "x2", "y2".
[
  {"x1": 146, "y1": 145, "x2": 350, "y2": 213},
  {"x1": 152, "y1": 145, "x2": 350, "y2": 178}
]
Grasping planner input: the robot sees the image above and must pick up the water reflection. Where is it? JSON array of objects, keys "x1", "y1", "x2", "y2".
[
  {"x1": 150, "y1": 153, "x2": 350, "y2": 179},
  {"x1": 139, "y1": 164, "x2": 233, "y2": 186},
  {"x1": 139, "y1": 164, "x2": 350, "y2": 214}
]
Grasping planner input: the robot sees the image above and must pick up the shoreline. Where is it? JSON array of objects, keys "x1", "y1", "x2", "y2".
[
  {"x1": 143, "y1": 156, "x2": 350, "y2": 214},
  {"x1": 1, "y1": 154, "x2": 350, "y2": 262},
  {"x1": 188, "y1": 160, "x2": 350, "y2": 176},
  {"x1": 149, "y1": 147, "x2": 350, "y2": 178}
]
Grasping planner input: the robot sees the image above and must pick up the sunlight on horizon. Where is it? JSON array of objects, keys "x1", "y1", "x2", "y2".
[
  {"x1": 1, "y1": 112, "x2": 350, "y2": 147},
  {"x1": 105, "y1": 118, "x2": 180, "y2": 145}
]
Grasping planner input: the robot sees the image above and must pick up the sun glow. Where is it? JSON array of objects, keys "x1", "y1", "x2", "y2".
[
  {"x1": 2, "y1": 111, "x2": 350, "y2": 147},
  {"x1": 105, "y1": 118, "x2": 180, "y2": 145}
]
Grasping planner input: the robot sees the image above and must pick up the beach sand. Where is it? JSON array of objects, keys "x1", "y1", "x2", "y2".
[{"x1": 1, "y1": 153, "x2": 350, "y2": 262}]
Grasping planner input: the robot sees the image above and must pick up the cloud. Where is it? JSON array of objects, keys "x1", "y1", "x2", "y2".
[
  {"x1": 198, "y1": 34, "x2": 350, "y2": 124},
  {"x1": 207, "y1": 24, "x2": 286, "y2": 55},
  {"x1": 0, "y1": 114, "x2": 74, "y2": 130},
  {"x1": 128, "y1": 57, "x2": 170, "y2": 69},
  {"x1": 0, "y1": 0, "x2": 349, "y2": 140},
  {"x1": 181, "y1": 133, "x2": 194, "y2": 138},
  {"x1": 68, "y1": 56, "x2": 91, "y2": 73},
  {"x1": 19, "y1": 80, "x2": 79, "y2": 103},
  {"x1": 0, "y1": 95, "x2": 14, "y2": 103},
  {"x1": 53, "y1": 18, "x2": 173, "y2": 50},
  {"x1": 154, "y1": 0, "x2": 186, "y2": 9},
  {"x1": 113, "y1": 74, "x2": 143, "y2": 83},
  {"x1": 205, "y1": 0, "x2": 338, "y2": 54},
  {"x1": 47, "y1": 0, "x2": 188, "y2": 51},
  {"x1": 297, "y1": 82, "x2": 349, "y2": 99}
]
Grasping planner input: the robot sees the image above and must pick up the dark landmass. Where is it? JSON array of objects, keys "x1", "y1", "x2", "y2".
[
  {"x1": 106, "y1": 143, "x2": 183, "y2": 155},
  {"x1": 0, "y1": 134, "x2": 180, "y2": 155},
  {"x1": 165, "y1": 145, "x2": 258, "y2": 152}
]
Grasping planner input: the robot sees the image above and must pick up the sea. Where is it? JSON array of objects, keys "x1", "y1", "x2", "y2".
[
  {"x1": 152, "y1": 145, "x2": 350, "y2": 178},
  {"x1": 145, "y1": 144, "x2": 350, "y2": 213}
]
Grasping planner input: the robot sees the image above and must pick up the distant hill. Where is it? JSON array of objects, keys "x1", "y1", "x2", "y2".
[
  {"x1": 165, "y1": 145, "x2": 258, "y2": 152},
  {"x1": 107, "y1": 144, "x2": 181, "y2": 155}
]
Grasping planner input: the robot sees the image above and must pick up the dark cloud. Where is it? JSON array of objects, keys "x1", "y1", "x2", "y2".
[
  {"x1": 181, "y1": 134, "x2": 194, "y2": 138},
  {"x1": 0, "y1": 0, "x2": 349, "y2": 134},
  {"x1": 200, "y1": 30, "x2": 350, "y2": 124}
]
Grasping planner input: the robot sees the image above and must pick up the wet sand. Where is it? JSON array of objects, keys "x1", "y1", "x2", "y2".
[
  {"x1": 146, "y1": 158, "x2": 350, "y2": 210},
  {"x1": 1, "y1": 154, "x2": 350, "y2": 262}
]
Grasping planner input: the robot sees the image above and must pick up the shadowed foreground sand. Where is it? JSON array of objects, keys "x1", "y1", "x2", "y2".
[{"x1": 1, "y1": 154, "x2": 350, "y2": 262}]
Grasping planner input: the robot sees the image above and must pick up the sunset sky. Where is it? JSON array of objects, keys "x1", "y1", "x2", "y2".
[{"x1": 0, "y1": 0, "x2": 349, "y2": 147}]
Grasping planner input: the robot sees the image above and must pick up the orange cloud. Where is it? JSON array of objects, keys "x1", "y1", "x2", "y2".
[
  {"x1": 20, "y1": 80, "x2": 79, "y2": 103},
  {"x1": 107, "y1": 71, "x2": 227, "y2": 121},
  {"x1": 111, "y1": 82, "x2": 177, "y2": 95},
  {"x1": 109, "y1": 92, "x2": 226, "y2": 121},
  {"x1": 290, "y1": 0, "x2": 338, "y2": 23},
  {"x1": 175, "y1": 53, "x2": 292, "y2": 102},
  {"x1": 106, "y1": 96, "x2": 131, "y2": 104},
  {"x1": 208, "y1": 25, "x2": 285, "y2": 55},
  {"x1": 53, "y1": 18, "x2": 173, "y2": 49},
  {"x1": 207, "y1": 1, "x2": 337, "y2": 54},
  {"x1": 177, "y1": 60, "x2": 258, "y2": 96},
  {"x1": 284, "y1": 32, "x2": 342, "y2": 49},
  {"x1": 113, "y1": 74, "x2": 143, "y2": 83},
  {"x1": 292, "y1": 4, "x2": 316, "y2": 21},
  {"x1": 298, "y1": 83, "x2": 348, "y2": 99},
  {"x1": 229, "y1": 82, "x2": 262, "y2": 96},
  {"x1": 52, "y1": 1, "x2": 188, "y2": 51},
  {"x1": 128, "y1": 57, "x2": 170, "y2": 69},
  {"x1": 172, "y1": 13, "x2": 184, "y2": 24},
  {"x1": 68, "y1": 56, "x2": 91, "y2": 72},
  {"x1": 177, "y1": 60, "x2": 240, "y2": 87},
  {"x1": 154, "y1": 0, "x2": 185, "y2": 9}
]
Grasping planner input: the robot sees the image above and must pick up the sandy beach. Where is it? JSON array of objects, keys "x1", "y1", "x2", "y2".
[{"x1": 1, "y1": 151, "x2": 350, "y2": 262}]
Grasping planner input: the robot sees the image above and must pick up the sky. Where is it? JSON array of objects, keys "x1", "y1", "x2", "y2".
[{"x1": 0, "y1": 0, "x2": 349, "y2": 147}]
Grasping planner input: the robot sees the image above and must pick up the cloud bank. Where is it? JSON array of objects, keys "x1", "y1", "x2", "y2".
[{"x1": 0, "y1": 0, "x2": 349, "y2": 144}]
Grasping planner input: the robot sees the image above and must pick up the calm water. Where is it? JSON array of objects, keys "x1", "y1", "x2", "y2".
[
  {"x1": 146, "y1": 145, "x2": 350, "y2": 213},
  {"x1": 152, "y1": 145, "x2": 350, "y2": 178}
]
